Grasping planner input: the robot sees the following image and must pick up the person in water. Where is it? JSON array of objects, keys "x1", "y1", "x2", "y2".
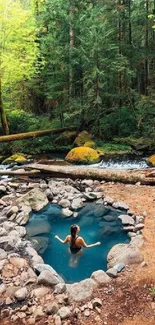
[{"x1": 55, "y1": 224, "x2": 101, "y2": 255}]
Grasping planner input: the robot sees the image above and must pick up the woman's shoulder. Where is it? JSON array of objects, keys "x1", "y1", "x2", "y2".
[{"x1": 77, "y1": 236, "x2": 84, "y2": 243}]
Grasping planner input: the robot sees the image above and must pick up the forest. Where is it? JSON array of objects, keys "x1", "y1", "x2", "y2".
[{"x1": 0, "y1": 0, "x2": 155, "y2": 155}]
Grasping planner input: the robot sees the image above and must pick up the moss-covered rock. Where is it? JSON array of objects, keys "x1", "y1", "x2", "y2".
[
  {"x1": 65, "y1": 147, "x2": 101, "y2": 164},
  {"x1": 2, "y1": 153, "x2": 30, "y2": 165},
  {"x1": 74, "y1": 131, "x2": 94, "y2": 147},
  {"x1": 147, "y1": 154, "x2": 155, "y2": 167},
  {"x1": 83, "y1": 141, "x2": 96, "y2": 149},
  {"x1": 53, "y1": 131, "x2": 77, "y2": 146}
]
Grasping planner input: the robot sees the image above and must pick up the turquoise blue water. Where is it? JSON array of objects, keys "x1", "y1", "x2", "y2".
[{"x1": 27, "y1": 203, "x2": 129, "y2": 283}]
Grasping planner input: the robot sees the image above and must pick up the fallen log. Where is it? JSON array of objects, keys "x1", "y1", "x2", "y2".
[
  {"x1": 0, "y1": 169, "x2": 40, "y2": 176},
  {"x1": 0, "y1": 126, "x2": 76, "y2": 143},
  {"x1": 26, "y1": 163, "x2": 155, "y2": 185}
]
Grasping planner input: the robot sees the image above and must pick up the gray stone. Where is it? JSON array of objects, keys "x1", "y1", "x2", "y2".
[
  {"x1": 3, "y1": 221, "x2": 16, "y2": 231},
  {"x1": 84, "y1": 309, "x2": 90, "y2": 317},
  {"x1": 57, "y1": 307, "x2": 71, "y2": 320},
  {"x1": 62, "y1": 208, "x2": 73, "y2": 217},
  {"x1": 112, "y1": 201, "x2": 129, "y2": 210},
  {"x1": 103, "y1": 197, "x2": 114, "y2": 205},
  {"x1": 0, "y1": 236, "x2": 19, "y2": 251},
  {"x1": 54, "y1": 315, "x2": 62, "y2": 325},
  {"x1": 14, "y1": 287, "x2": 28, "y2": 301},
  {"x1": 45, "y1": 189, "x2": 53, "y2": 201},
  {"x1": 83, "y1": 193, "x2": 97, "y2": 201},
  {"x1": 135, "y1": 216, "x2": 144, "y2": 224},
  {"x1": 118, "y1": 215, "x2": 134, "y2": 226},
  {"x1": 67, "y1": 278, "x2": 97, "y2": 302},
  {"x1": 40, "y1": 183, "x2": 48, "y2": 189},
  {"x1": 71, "y1": 198, "x2": 83, "y2": 210},
  {"x1": 0, "y1": 248, "x2": 7, "y2": 260},
  {"x1": 54, "y1": 283, "x2": 66, "y2": 294},
  {"x1": 32, "y1": 254, "x2": 44, "y2": 266},
  {"x1": 38, "y1": 270, "x2": 64, "y2": 286},
  {"x1": 9, "y1": 230, "x2": 20, "y2": 238},
  {"x1": 0, "y1": 283, "x2": 6, "y2": 296},
  {"x1": 81, "y1": 179, "x2": 94, "y2": 187},
  {"x1": 113, "y1": 263, "x2": 125, "y2": 272},
  {"x1": 15, "y1": 211, "x2": 29, "y2": 225},
  {"x1": 130, "y1": 235, "x2": 143, "y2": 247},
  {"x1": 107, "y1": 243, "x2": 144, "y2": 268},
  {"x1": 135, "y1": 223, "x2": 144, "y2": 231},
  {"x1": 45, "y1": 302, "x2": 59, "y2": 315},
  {"x1": 7, "y1": 206, "x2": 19, "y2": 218},
  {"x1": 31, "y1": 287, "x2": 51, "y2": 299},
  {"x1": 0, "y1": 259, "x2": 7, "y2": 271},
  {"x1": 123, "y1": 226, "x2": 135, "y2": 232},
  {"x1": 127, "y1": 232, "x2": 136, "y2": 238},
  {"x1": 0, "y1": 227, "x2": 7, "y2": 236},
  {"x1": 91, "y1": 270, "x2": 111, "y2": 285},
  {"x1": 15, "y1": 226, "x2": 26, "y2": 237},
  {"x1": 106, "y1": 268, "x2": 118, "y2": 278},
  {"x1": 0, "y1": 186, "x2": 7, "y2": 193},
  {"x1": 58, "y1": 199, "x2": 70, "y2": 208}
]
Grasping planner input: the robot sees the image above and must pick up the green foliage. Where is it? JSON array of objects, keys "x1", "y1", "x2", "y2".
[
  {"x1": 0, "y1": 0, "x2": 155, "y2": 151},
  {"x1": 96, "y1": 142, "x2": 131, "y2": 153},
  {"x1": 0, "y1": 0, "x2": 38, "y2": 110}
]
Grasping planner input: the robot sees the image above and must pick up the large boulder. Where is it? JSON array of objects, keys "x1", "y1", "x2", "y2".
[
  {"x1": 147, "y1": 154, "x2": 155, "y2": 167},
  {"x1": 65, "y1": 147, "x2": 101, "y2": 164},
  {"x1": 16, "y1": 188, "x2": 48, "y2": 211},
  {"x1": 107, "y1": 243, "x2": 144, "y2": 268},
  {"x1": 66, "y1": 278, "x2": 97, "y2": 302}
]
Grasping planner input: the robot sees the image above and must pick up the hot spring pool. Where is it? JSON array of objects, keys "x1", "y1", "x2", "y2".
[{"x1": 26, "y1": 203, "x2": 129, "y2": 283}]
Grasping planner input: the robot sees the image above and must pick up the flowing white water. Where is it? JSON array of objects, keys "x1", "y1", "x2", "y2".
[{"x1": 87, "y1": 157, "x2": 148, "y2": 170}]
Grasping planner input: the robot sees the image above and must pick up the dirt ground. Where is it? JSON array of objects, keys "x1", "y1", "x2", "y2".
[{"x1": 1, "y1": 182, "x2": 155, "y2": 325}]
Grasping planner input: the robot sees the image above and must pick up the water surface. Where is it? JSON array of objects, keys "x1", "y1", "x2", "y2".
[{"x1": 27, "y1": 203, "x2": 129, "y2": 283}]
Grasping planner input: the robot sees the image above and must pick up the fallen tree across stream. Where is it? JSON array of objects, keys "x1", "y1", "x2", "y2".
[
  {"x1": 23, "y1": 163, "x2": 155, "y2": 185},
  {"x1": 0, "y1": 163, "x2": 154, "y2": 185},
  {"x1": 0, "y1": 126, "x2": 76, "y2": 143}
]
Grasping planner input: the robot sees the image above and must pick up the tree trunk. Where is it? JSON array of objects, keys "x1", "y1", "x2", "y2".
[
  {"x1": 0, "y1": 76, "x2": 9, "y2": 135},
  {"x1": 145, "y1": 0, "x2": 149, "y2": 96},
  {"x1": 26, "y1": 163, "x2": 155, "y2": 185},
  {"x1": 69, "y1": 0, "x2": 75, "y2": 101},
  {"x1": 0, "y1": 126, "x2": 76, "y2": 143}
]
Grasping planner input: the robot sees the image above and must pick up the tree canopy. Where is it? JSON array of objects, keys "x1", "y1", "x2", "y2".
[{"x1": 0, "y1": 0, "x2": 155, "y2": 140}]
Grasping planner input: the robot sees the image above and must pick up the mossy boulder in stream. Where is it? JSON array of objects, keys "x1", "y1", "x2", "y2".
[
  {"x1": 147, "y1": 154, "x2": 155, "y2": 167},
  {"x1": 65, "y1": 147, "x2": 101, "y2": 164},
  {"x1": 2, "y1": 153, "x2": 31, "y2": 165}
]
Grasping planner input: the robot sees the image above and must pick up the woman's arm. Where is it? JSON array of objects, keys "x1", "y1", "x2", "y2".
[
  {"x1": 78, "y1": 237, "x2": 101, "y2": 248},
  {"x1": 55, "y1": 235, "x2": 70, "y2": 244}
]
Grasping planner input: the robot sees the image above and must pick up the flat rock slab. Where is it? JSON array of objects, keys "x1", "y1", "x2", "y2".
[
  {"x1": 66, "y1": 278, "x2": 97, "y2": 302},
  {"x1": 16, "y1": 188, "x2": 48, "y2": 211},
  {"x1": 118, "y1": 215, "x2": 135, "y2": 225}
]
